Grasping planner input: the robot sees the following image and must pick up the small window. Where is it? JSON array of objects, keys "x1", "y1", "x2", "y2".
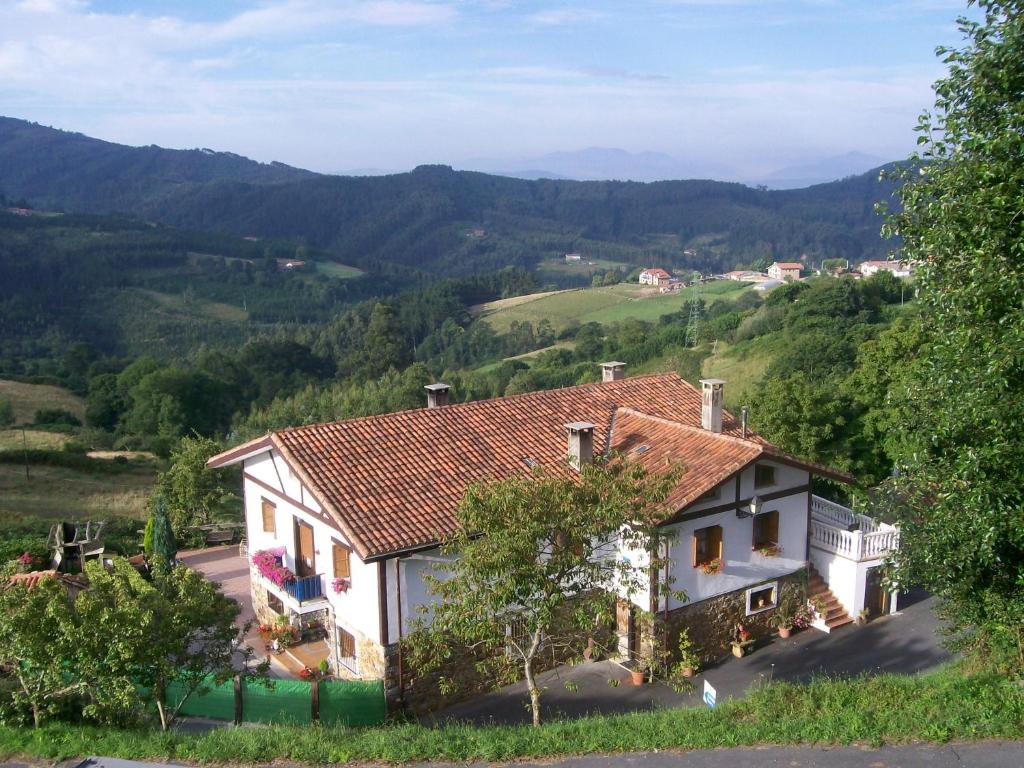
[
  {"x1": 337, "y1": 625, "x2": 357, "y2": 672},
  {"x1": 261, "y1": 498, "x2": 277, "y2": 534},
  {"x1": 332, "y1": 541, "x2": 351, "y2": 580},
  {"x1": 754, "y1": 464, "x2": 776, "y2": 488},
  {"x1": 266, "y1": 590, "x2": 284, "y2": 615},
  {"x1": 746, "y1": 582, "x2": 778, "y2": 615},
  {"x1": 693, "y1": 524, "x2": 723, "y2": 568},
  {"x1": 752, "y1": 510, "x2": 780, "y2": 549}
]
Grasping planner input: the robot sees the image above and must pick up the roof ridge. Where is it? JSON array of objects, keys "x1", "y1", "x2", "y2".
[
  {"x1": 613, "y1": 406, "x2": 765, "y2": 449},
  {"x1": 276, "y1": 372, "x2": 688, "y2": 436}
]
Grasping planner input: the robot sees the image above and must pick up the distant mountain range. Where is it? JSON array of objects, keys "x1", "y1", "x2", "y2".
[
  {"x1": 0, "y1": 116, "x2": 898, "y2": 276},
  {"x1": 462, "y1": 147, "x2": 889, "y2": 187}
]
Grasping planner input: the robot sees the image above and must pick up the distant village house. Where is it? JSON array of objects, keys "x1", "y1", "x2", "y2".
[
  {"x1": 639, "y1": 267, "x2": 672, "y2": 287},
  {"x1": 858, "y1": 260, "x2": 912, "y2": 278},
  {"x1": 768, "y1": 262, "x2": 803, "y2": 282},
  {"x1": 564, "y1": 253, "x2": 582, "y2": 262}
]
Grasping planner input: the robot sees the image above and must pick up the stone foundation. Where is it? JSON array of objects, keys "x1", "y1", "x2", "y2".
[{"x1": 663, "y1": 569, "x2": 806, "y2": 664}]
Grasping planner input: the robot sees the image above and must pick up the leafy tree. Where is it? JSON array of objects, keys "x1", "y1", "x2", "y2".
[
  {"x1": 155, "y1": 435, "x2": 240, "y2": 538},
  {"x1": 880, "y1": 1, "x2": 1024, "y2": 674},
  {"x1": 0, "y1": 396, "x2": 13, "y2": 428},
  {"x1": 0, "y1": 576, "x2": 83, "y2": 727},
  {"x1": 85, "y1": 373, "x2": 125, "y2": 431},
  {"x1": 406, "y1": 458, "x2": 678, "y2": 727}
]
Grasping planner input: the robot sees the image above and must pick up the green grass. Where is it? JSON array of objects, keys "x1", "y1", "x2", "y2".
[
  {"x1": 314, "y1": 261, "x2": 365, "y2": 279},
  {"x1": 702, "y1": 334, "x2": 781, "y2": 409},
  {"x1": 0, "y1": 429, "x2": 72, "y2": 452},
  {"x1": 479, "y1": 281, "x2": 752, "y2": 334},
  {"x1": 0, "y1": 667, "x2": 1018, "y2": 764},
  {"x1": 134, "y1": 289, "x2": 248, "y2": 323},
  {"x1": 0, "y1": 380, "x2": 85, "y2": 425},
  {"x1": 536, "y1": 257, "x2": 631, "y2": 277},
  {"x1": 0, "y1": 460, "x2": 157, "y2": 520}
]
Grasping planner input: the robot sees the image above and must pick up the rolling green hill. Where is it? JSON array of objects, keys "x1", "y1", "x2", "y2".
[{"x1": 0, "y1": 117, "x2": 900, "y2": 279}]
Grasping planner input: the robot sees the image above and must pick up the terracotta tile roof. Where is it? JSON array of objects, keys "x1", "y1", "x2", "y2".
[
  {"x1": 772, "y1": 262, "x2": 803, "y2": 270},
  {"x1": 211, "y1": 373, "x2": 850, "y2": 560},
  {"x1": 642, "y1": 268, "x2": 671, "y2": 278}
]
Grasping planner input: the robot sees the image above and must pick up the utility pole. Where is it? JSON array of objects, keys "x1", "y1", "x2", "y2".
[{"x1": 21, "y1": 426, "x2": 30, "y2": 482}]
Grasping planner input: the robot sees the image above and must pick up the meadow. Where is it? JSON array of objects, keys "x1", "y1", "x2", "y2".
[
  {"x1": 0, "y1": 379, "x2": 85, "y2": 425},
  {"x1": 475, "y1": 280, "x2": 752, "y2": 334},
  {"x1": 314, "y1": 261, "x2": 365, "y2": 279}
]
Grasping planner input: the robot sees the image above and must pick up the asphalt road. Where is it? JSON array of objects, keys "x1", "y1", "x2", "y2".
[{"x1": 17, "y1": 742, "x2": 1024, "y2": 768}]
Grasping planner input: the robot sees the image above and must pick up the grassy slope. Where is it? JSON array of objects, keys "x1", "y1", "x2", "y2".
[
  {"x1": 0, "y1": 380, "x2": 86, "y2": 425},
  {"x1": 701, "y1": 335, "x2": 780, "y2": 409},
  {"x1": 477, "y1": 281, "x2": 751, "y2": 334},
  {"x1": 0, "y1": 668, "x2": 1019, "y2": 764},
  {"x1": 314, "y1": 261, "x2": 365, "y2": 279},
  {"x1": 0, "y1": 461, "x2": 156, "y2": 521},
  {"x1": 134, "y1": 288, "x2": 248, "y2": 323},
  {"x1": 0, "y1": 429, "x2": 72, "y2": 451}
]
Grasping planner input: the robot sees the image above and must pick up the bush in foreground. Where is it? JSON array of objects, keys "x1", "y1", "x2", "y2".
[{"x1": 0, "y1": 666, "x2": 1020, "y2": 764}]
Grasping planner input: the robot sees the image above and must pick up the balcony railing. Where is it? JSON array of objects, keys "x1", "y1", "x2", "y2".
[
  {"x1": 285, "y1": 573, "x2": 325, "y2": 603},
  {"x1": 810, "y1": 495, "x2": 899, "y2": 562}
]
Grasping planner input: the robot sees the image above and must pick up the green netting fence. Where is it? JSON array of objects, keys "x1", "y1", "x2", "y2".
[{"x1": 162, "y1": 675, "x2": 385, "y2": 727}]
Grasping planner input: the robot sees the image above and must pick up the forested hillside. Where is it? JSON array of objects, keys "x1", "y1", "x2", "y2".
[{"x1": 0, "y1": 118, "x2": 899, "y2": 276}]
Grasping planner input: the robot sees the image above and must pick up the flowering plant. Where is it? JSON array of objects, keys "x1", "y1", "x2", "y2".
[
  {"x1": 753, "y1": 543, "x2": 782, "y2": 557},
  {"x1": 252, "y1": 548, "x2": 295, "y2": 587},
  {"x1": 15, "y1": 552, "x2": 36, "y2": 566},
  {"x1": 298, "y1": 666, "x2": 318, "y2": 681},
  {"x1": 258, "y1": 618, "x2": 299, "y2": 649},
  {"x1": 699, "y1": 558, "x2": 722, "y2": 575},
  {"x1": 331, "y1": 577, "x2": 351, "y2": 593}
]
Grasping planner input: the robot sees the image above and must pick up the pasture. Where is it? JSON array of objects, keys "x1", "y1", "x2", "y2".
[{"x1": 0, "y1": 380, "x2": 86, "y2": 425}]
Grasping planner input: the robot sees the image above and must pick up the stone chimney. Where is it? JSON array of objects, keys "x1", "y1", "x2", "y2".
[
  {"x1": 424, "y1": 383, "x2": 451, "y2": 409},
  {"x1": 700, "y1": 379, "x2": 726, "y2": 433},
  {"x1": 599, "y1": 361, "x2": 626, "y2": 382},
  {"x1": 565, "y1": 422, "x2": 595, "y2": 471}
]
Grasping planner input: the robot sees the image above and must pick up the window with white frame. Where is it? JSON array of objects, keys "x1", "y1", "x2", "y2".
[{"x1": 745, "y1": 581, "x2": 778, "y2": 615}]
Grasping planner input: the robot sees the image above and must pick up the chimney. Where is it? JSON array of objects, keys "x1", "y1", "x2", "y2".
[
  {"x1": 741, "y1": 406, "x2": 749, "y2": 439},
  {"x1": 599, "y1": 361, "x2": 626, "y2": 382},
  {"x1": 564, "y1": 422, "x2": 595, "y2": 471},
  {"x1": 700, "y1": 379, "x2": 726, "y2": 433},
  {"x1": 424, "y1": 382, "x2": 451, "y2": 409}
]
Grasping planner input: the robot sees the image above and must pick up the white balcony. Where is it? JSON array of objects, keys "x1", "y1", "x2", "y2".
[{"x1": 810, "y1": 495, "x2": 899, "y2": 563}]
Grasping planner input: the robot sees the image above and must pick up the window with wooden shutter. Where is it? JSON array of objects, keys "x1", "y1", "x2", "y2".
[
  {"x1": 332, "y1": 542, "x2": 351, "y2": 580},
  {"x1": 754, "y1": 463, "x2": 776, "y2": 488},
  {"x1": 261, "y1": 498, "x2": 276, "y2": 534},
  {"x1": 693, "y1": 524, "x2": 723, "y2": 567},
  {"x1": 752, "y1": 510, "x2": 780, "y2": 549},
  {"x1": 337, "y1": 626, "x2": 357, "y2": 671}
]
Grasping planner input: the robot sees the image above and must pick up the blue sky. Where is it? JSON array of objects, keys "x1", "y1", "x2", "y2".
[{"x1": 0, "y1": 0, "x2": 980, "y2": 177}]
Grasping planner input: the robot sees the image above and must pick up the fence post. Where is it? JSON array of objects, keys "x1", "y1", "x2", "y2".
[
  {"x1": 233, "y1": 674, "x2": 243, "y2": 725},
  {"x1": 311, "y1": 679, "x2": 320, "y2": 723}
]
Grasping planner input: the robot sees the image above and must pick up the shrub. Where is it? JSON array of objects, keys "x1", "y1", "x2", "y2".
[{"x1": 32, "y1": 409, "x2": 82, "y2": 428}]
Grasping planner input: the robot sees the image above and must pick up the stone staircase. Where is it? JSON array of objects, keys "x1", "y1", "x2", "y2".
[{"x1": 807, "y1": 565, "x2": 853, "y2": 633}]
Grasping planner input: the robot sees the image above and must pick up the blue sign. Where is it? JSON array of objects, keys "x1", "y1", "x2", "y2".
[{"x1": 703, "y1": 680, "x2": 717, "y2": 709}]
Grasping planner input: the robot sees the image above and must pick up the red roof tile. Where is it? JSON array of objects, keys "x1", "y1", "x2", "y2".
[{"x1": 210, "y1": 374, "x2": 850, "y2": 560}]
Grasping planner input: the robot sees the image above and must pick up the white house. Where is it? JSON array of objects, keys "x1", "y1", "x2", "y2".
[
  {"x1": 208, "y1": 365, "x2": 897, "y2": 711},
  {"x1": 639, "y1": 268, "x2": 671, "y2": 286},
  {"x1": 859, "y1": 260, "x2": 913, "y2": 278},
  {"x1": 768, "y1": 262, "x2": 803, "y2": 281}
]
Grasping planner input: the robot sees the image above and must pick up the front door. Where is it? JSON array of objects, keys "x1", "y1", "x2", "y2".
[
  {"x1": 864, "y1": 566, "x2": 889, "y2": 618},
  {"x1": 294, "y1": 519, "x2": 316, "y2": 578}
]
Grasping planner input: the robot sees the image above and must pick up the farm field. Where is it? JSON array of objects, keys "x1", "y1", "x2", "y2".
[
  {"x1": 476, "y1": 280, "x2": 751, "y2": 334},
  {"x1": 0, "y1": 429, "x2": 72, "y2": 452},
  {"x1": 0, "y1": 379, "x2": 86, "y2": 425},
  {"x1": 314, "y1": 261, "x2": 365, "y2": 279},
  {"x1": 536, "y1": 256, "x2": 631, "y2": 277},
  {"x1": 0, "y1": 461, "x2": 157, "y2": 521}
]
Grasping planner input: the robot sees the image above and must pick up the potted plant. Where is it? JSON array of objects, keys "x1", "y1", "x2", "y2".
[
  {"x1": 771, "y1": 594, "x2": 804, "y2": 638},
  {"x1": 331, "y1": 576, "x2": 351, "y2": 593},
  {"x1": 857, "y1": 607, "x2": 870, "y2": 625},
  {"x1": 700, "y1": 557, "x2": 723, "y2": 575},
  {"x1": 318, "y1": 659, "x2": 331, "y2": 678},
  {"x1": 753, "y1": 543, "x2": 782, "y2": 558},
  {"x1": 675, "y1": 628, "x2": 700, "y2": 678}
]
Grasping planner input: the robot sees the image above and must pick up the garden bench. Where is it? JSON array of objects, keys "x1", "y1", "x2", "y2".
[{"x1": 205, "y1": 529, "x2": 236, "y2": 547}]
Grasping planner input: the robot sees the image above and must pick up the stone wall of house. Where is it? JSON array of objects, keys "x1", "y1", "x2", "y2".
[
  {"x1": 251, "y1": 575, "x2": 274, "y2": 625},
  {"x1": 663, "y1": 569, "x2": 806, "y2": 664}
]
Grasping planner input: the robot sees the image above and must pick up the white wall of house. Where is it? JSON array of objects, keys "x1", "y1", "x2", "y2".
[
  {"x1": 808, "y1": 548, "x2": 896, "y2": 618},
  {"x1": 646, "y1": 461, "x2": 811, "y2": 611},
  {"x1": 241, "y1": 450, "x2": 383, "y2": 646}
]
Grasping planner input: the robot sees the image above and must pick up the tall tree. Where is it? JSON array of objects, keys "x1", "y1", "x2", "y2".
[
  {"x1": 881, "y1": 1, "x2": 1024, "y2": 674},
  {"x1": 406, "y1": 457, "x2": 678, "y2": 727},
  {"x1": 155, "y1": 435, "x2": 240, "y2": 540}
]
